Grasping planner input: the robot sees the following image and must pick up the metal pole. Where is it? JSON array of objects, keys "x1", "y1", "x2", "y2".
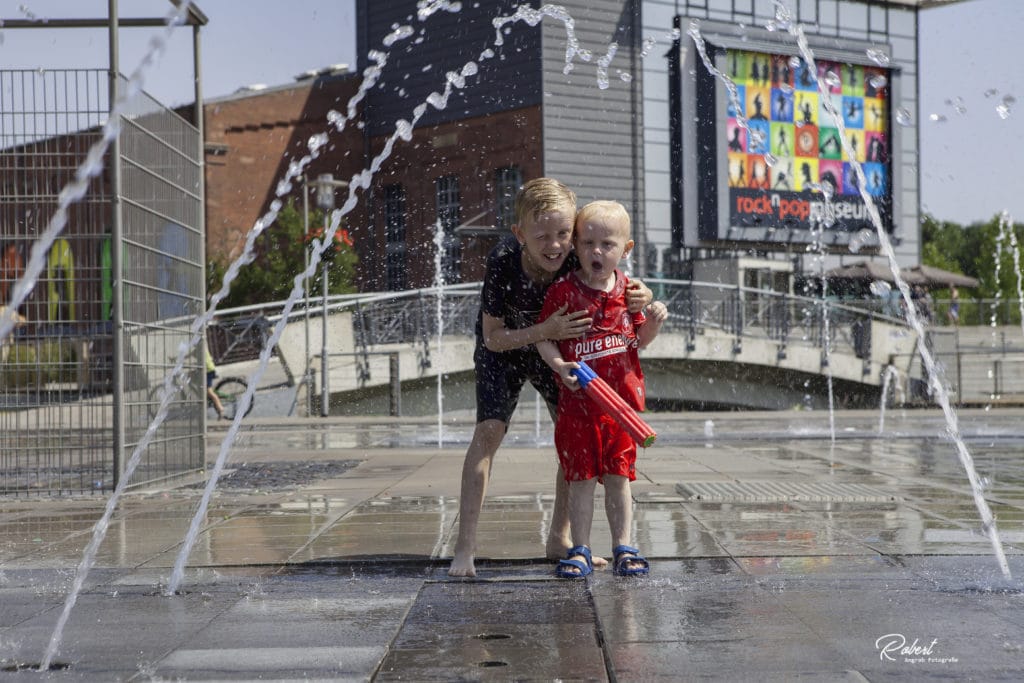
[
  {"x1": 389, "y1": 352, "x2": 401, "y2": 417},
  {"x1": 194, "y1": 20, "x2": 207, "y2": 449},
  {"x1": 303, "y1": 178, "x2": 312, "y2": 417},
  {"x1": 312, "y1": 173, "x2": 345, "y2": 417},
  {"x1": 321, "y1": 210, "x2": 330, "y2": 417},
  {"x1": 108, "y1": 0, "x2": 126, "y2": 487}
]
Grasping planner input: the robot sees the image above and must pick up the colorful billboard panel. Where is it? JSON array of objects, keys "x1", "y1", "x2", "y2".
[{"x1": 718, "y1": 48, "x2": 893, "y2": 244}]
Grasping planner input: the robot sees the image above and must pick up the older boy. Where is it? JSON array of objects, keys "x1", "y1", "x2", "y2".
[
  {"x1": 536, "y1": 200, "x2": 668, "y2": 578},
  {"x1": 448, "y1": 179, "x2": 651, "y2": 577}
]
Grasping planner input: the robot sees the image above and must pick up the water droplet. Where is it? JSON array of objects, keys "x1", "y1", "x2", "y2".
[
  {"x1": 308, "y1": 133, "x2": 329, "y2": 152},
  {"x1": 984, "y1": 88, "x2": 999, "y2": 98},
  {"x1": 866, "y1": 48, "x2": 890, "y2": 66},
  {"x1": 326, "y1": 110, "x2": 345, "y2": 128},
  {"x1": 929, "y1": 113, "x2": 947, "y2": 123},
  {"x1": 848, "y1": 229, "x2": 873, "y2": 253},
  {"x1": 824, "y1": 71, "x2": 841, "y2": 88},
  {"x1": 396, "y1": 119, "x2": 413, "y2": 142},
  {"x1": 789, "y1": 55, "x2": 801, "y2": 68},
  {"x1": 895, "y1": 108, "x2": 912, "y2": 126},
  {"x1": 427, "y1": 92, "x2": 446, "y2": 109},
  {"x1": 446, "y1": 70, "x2": 466, "y2": 88},
  {"x1": 764, "y1": 153, "x2": 777, "y2": 167},
  {"x1": 1002, "y1": 94, "x2": 1016, "y2": 105},
  {"x1": 869, "y1": 74, "x2": 888, "y2": 90},
  {"x1": 996, "y1": 103, "x2": 1011, "y2": 119},
  {"x1": 619, "y1": 71, "x2": 633, "y2": 83},
  {"x1": 869, "y1": 280, "x2": 891, "y2": 297},
  {"x1": 382, "y1": 24, "x2": 414, "y2": 47},
  {"x1": 780, "y1": 83, "x2": 794, "y2": 94}
]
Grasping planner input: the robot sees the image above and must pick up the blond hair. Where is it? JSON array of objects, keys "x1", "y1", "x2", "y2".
[
  {"x1": 514, "y1": 177, "x2": 577, "y2": 225},
  {"x1": 575, "y1": 200, "x2": 631, "y2": 238}
]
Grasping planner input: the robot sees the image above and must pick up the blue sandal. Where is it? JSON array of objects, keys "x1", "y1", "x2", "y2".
[
  {"x1": 556, "y1": 545, "x2": 593, "y2": 579},
  {"x1": 612, "y1": 545, "x2": 650, "y2": 576}
]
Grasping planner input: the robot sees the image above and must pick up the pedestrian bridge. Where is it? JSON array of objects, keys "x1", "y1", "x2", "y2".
[{"x1": 217, "y1": 280, "x2": 942, "y2": 415}]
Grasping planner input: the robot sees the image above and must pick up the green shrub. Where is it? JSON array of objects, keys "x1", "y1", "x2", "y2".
[{"x1": 1, "y1": 343, "x2": 39, "y2": 388}]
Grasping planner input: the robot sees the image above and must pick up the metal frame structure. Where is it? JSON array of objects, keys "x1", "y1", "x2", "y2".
[{"x1": 0, "y1": 2, "x2": 207, "y2": 496}]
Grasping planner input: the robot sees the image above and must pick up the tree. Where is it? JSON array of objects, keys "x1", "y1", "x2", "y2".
[
  {"x1": 207, "y1": 199, "x2": 357, "y2": 308},
  {"x1": 921, "y1": 212, "x2": 1024, "y2": 324}
]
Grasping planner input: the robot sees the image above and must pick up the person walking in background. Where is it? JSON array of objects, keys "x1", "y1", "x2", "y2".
[
  {"x1": 947, "y1": 285, "x2": 960, "y2": 326},
  {"x1": 205, "y1": 338, "x2": 225, "y2": 420}
]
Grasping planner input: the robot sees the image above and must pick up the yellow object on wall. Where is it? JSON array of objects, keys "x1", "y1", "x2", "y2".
[{"x1": 47, "y1": 238, "x2": 76, "y2": 322}]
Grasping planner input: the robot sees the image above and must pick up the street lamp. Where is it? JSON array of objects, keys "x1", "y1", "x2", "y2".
[{"x1": 302, "y1": 173, "x2": 348, "y2": 417}]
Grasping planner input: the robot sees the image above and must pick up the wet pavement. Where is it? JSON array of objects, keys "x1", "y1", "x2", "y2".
[{"x1": 2, "y1": 407, "x2": 1024, "y2": 680}]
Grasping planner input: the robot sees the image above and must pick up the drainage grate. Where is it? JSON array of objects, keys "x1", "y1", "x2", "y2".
[{"x1": 676, "y1": 480, "x2": 900, "y2": 503}]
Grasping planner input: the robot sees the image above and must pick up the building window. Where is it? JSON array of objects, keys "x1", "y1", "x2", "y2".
[
  {"x1": 384, "y1": 184, "x2": 407, "y2": 290},
  {"x1": 494, "y1": 166, "x2": 522, "y2": 230},
  {"x1": 434, "y1": 174, "x2": 462, "y2": 284}
]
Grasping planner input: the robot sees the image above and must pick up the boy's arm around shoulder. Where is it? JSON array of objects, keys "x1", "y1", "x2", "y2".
[
  {"x1": 481, "y1": 305, "x2": 592, "y2": 353},
  {"x1": 636, "y1": 301, "x2": 668, "y2": 350}
]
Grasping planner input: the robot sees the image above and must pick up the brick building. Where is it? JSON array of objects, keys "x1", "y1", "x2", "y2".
[{"x1": 202, "y1": 69, "x2": 363, "y2": 268}]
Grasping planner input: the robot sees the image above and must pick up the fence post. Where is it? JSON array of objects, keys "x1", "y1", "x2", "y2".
[
  {"x1": 994, "y1": 358, "x2": 1002, "y2": 398},
  {"x1": 389, "y1": 352, "x2": 401, "y2": 417},
  {"x1": 955, "y1": 328, "x2": 962, "y2": 407}
]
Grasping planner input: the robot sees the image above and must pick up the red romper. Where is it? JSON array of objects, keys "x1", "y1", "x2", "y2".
[{"x1": 539, "y1": 270, "x2": 647, "y2": 483}]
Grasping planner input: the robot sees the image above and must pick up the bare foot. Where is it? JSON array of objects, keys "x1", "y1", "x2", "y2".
[
  {"x1": 448, "y1": 552, "x2": 476, "y2": 578},
  {"x1": 545, "y1": 536, "x2": 569, "y2": 561}
]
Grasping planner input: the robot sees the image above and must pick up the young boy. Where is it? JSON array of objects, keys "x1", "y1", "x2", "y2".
[
  {"x1": 448, "y1": 179, "x2": 651, "y2": 578},
  {"x1": 536, "y1": 200, "x2": 668, "y2": 578}
]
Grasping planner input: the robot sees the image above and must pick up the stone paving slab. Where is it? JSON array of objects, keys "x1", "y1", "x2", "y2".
[{"x1": 1, "y1": 408, "x2": 1024, "y2": 679}]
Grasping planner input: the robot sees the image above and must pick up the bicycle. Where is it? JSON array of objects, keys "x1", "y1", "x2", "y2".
[{"x1": 147, "y1": 374, "x2": 253, "y2": 421}]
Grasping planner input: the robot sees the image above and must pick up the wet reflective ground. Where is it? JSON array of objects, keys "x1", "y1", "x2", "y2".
[{"x1": 2, "y1": 408, "x2": 1023, "y2": 679}]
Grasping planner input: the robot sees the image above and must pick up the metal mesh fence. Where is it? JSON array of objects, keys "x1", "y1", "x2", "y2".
[{"x1": 0, "y1": 69, "x2": 203, "y2": 495}]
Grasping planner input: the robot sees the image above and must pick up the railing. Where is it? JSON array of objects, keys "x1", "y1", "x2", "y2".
[
  {"x1": 840, "y1": 296, "x2": 1024, "y2": 328},
  {"x1": 206, "y1": 280, "x2": 903, "y2": 368}
]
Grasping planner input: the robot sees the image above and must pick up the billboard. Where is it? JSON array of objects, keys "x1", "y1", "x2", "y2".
[{"x1": 692, "y1": 45, "x2": 894, "y2": 250}]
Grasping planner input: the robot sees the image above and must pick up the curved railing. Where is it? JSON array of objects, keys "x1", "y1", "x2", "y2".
[{"x1": 206, "y1": 280, "x2": 909, "y2": 368}]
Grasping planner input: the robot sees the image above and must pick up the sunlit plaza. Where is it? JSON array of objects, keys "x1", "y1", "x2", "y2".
[{"x1": 2, "y1": 0, "x2": 1024, "y2": 679}]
